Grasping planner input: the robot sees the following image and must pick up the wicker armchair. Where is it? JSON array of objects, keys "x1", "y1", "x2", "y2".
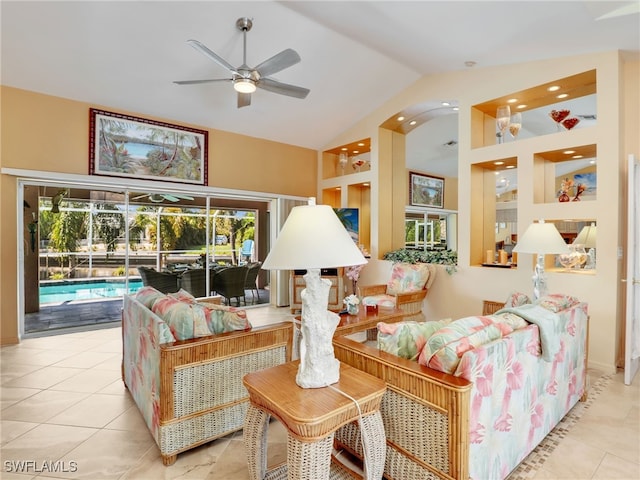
[
  {"x1": 137, "y1": 266, "x2": 180, "y2": 294},
  {"x1": 180, "y1": 268, "x2": 214, "y2": 298},
  {"x1": 213, "y1": 265, "x2": 248, "y2": 306},
  {"x1": 122, "y1": 294, "x2": 295, "y2": 465},
  {"x1": 243, "y1": 261, "x2": 262, "y2": 303},
  {"x1": 358, "y1": 262, "x2": 436, "y2": 321}
]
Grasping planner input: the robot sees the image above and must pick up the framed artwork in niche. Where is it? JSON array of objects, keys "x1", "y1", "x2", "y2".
[
  {"x1": 89, "y1": 108, "x2": 208, "y2": 185},
  {"x1": 410, "y1": 172, "x2": 444, "y2": 208}
]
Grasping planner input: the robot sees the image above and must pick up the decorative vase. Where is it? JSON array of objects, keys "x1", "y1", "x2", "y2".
[{"x1": 347, "y1": 302, "x2": 359, "y2": 315}]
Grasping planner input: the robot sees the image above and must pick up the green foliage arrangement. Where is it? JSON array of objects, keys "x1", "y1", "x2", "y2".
[{"x1": 382, "y1": 248, "x2": 458, "y2": 274}]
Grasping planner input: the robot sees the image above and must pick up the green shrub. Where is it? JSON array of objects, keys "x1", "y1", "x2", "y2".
[{"x1": 383, "y1": 248, "x2": 458, "y2": 274}]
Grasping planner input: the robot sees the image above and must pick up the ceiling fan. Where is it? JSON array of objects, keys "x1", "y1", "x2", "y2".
[
  {"x1": 174, "y1": 17, "x2": 310, "y2": 108},
  {"x1": 132, "y1": 193, "x2": 194, "y2": 203}
]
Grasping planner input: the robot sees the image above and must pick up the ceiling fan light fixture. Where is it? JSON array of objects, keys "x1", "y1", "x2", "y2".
[{"x1": 234, "y1": 78, "x2": 256, "y2": 94}]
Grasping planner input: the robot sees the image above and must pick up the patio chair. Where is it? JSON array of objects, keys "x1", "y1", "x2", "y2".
[
  {"x1": 212, "y1": 265, "x2": 248, "y2": 306},
  {"x1": 180, "y1": 268, "x2": 210, "y2": 298},
  {"x1": 240, "y1": 239, "x2": 254, "y2": 263},
  {"x1": 243, "y1": 261, "x2": 262, "y2": 303},
  {"x1": 137, "y1": 266, "x2": 180, "y2": 294}
]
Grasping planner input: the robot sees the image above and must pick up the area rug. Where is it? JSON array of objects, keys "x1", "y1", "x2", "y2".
[{"x1": 506, "y1": 373, "x2": 614, "y2": 479}]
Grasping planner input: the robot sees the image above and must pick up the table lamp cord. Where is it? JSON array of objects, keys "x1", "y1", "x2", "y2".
[{"x1": 327, "y1": 384, "x2": 373, "y2": 480}]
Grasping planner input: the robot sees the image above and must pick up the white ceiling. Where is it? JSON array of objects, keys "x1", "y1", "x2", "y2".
[{"x1": 2, "y1": 1, "x2": 638, "y2": 176}]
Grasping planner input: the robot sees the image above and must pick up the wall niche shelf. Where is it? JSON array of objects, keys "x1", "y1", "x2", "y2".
[
  {"x1": 469, "y1": 68, "x2": 598, "y2": 270},
  {"x1": 534, "y1": 144, "x2": 597, "y2": 204},
  {"x1": 471, "y1": 69, "x2": 596, "y2": 150}
]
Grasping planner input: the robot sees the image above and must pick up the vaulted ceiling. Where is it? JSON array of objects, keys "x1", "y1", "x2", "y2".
[{"x1": 2, "y1": 1, "x2": 638, "y2": 177}]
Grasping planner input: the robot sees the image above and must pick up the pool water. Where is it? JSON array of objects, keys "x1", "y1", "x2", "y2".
[{"x1": 39, "y1": 279, "x2": 144, "y2": 305}]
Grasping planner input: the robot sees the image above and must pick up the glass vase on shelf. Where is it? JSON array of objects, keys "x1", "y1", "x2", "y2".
[
  {"x1": 509, "y1": 112, "x2": 522, "y2": 139},
  {"x1": 496, "y1": 105, "x2": 511, "y2": 144}
]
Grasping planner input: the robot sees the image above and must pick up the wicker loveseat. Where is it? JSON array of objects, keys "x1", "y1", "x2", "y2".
[
  {"x1": 333, "y1": 293, "x2": 589, "y2": 480},
  {"x1": 122, "y1": 287, "x2": 295, "y2": 465}
]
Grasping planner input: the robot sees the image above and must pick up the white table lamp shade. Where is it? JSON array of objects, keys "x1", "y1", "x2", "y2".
[
  {"x1": 513, "y1": 221, "x2": 569, "y2": 255},
  {"x1": 262, "y1": 203, "x2": 367, "y2": 270},
  {"x1": 513, "y1": 220, "x2": 569, "y2": 301},
  {"x1": 574, "y1": 223, "x2": 597, "y2": 248}
]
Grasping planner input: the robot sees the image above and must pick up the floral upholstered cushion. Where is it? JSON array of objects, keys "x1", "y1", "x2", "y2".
[
  {"x1": 386, "y1": 263, "x2": 431, "y2": 295},
  {"x1": 361, "y1": 294, "x2": 397, "y2": 308},
  {"x1": 192, "y1": 302, "x2": 252, "y2": 334},
  {"x1": 169, "y1": 288, "x2": 197, "y2": 303},
  {"x1": 135, "y1": 286, "x2": 166, "y2": 309},
  {"x1": 536, "y1": 293, "x2": 580, "y2": 313},
  {"x1": 418, "y1": 316, "x2": 514, "y2": 374},
  {"x1": 152, "y1": 296, "x2": 211, "y2": 341},
  {"x1": 377, "y1": 319, "x2": 451, "y2": 361},
  {"x1": 504, "y1": 291, "x2": 531, "y2": 308}
]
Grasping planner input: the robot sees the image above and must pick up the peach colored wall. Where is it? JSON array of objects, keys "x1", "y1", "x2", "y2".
[
  {"x1": 0, "y1": 87, "x2": 317, "y2": 344},
  {"x1": 323, "y1": 51, "x2": 639, "y2": 373}
]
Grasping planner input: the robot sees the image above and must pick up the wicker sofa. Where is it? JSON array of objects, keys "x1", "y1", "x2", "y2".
[
  {"x1": 333, "y1": 294, "x2": 589, "y2": 480},
  {"x1": 122, "y1": 289, "x2": 295, "y2": 465}
]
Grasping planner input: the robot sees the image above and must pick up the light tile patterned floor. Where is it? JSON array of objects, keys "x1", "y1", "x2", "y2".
[{"x1": 2, "y1": 306, "x2": 639, "y2": 480}]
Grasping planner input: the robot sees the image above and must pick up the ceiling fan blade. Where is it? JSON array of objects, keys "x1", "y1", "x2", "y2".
[
  {"x1": 238, "y1": 92, "x2": 252, "y2": 108},
  {"x1": 254, "y1": 48, "x2": 301, "y2": 78},
  {"x1": 162, "y1": 194, "x2": 181, "y2": 202},
  {"x1": 174, "y1": 78, "x2": 232, "y2": 85},
  {"x1": 186, "y1": 39, "x2": 239, "y2": 75},
  {"x1": 174, "y1": 194, "x2": 194, "y2": 200},
  {"x1": 258, "y1": 78, "x2": 310, "y2": 99}
]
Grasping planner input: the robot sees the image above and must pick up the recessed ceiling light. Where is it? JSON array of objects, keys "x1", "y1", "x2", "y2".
[
  {"x1": 409, "y1": 120, "x2": 417, "y2": 126},
  {"x1": 397, "y1": 116, "x2": 405, "y2": 121},
  {"x1": 506, "y1": 165, "x2": 515, "y2": 169},
  {"x1": 363, "y1": 183, "x2": 370, "y2": 187},
  {"x1": 335, "y1": 187, "x2": 341, "y2": 190},
  {"x1": 507, "y1": 98, "x2": 518, "y2": 104},
  {"x1": 517, "y1": 104, "x2": 527, "y2": 109},
  {"x1": 453, "y1": 107, "x2": 459, "y2": 111},
  {"x1": 557, "y1": 93, "x2": 569, "y2": 99},
  {"x1": 548, "y1": 85, "x2": 561, "y2": 92},
  {"x1": 589, "y1": 160, "x2": 596, "y2": 164},
  {"x1": 357, "y1": 142, "x2": 365, "y2": 147},
  {"x1": 564, "y1": 150, "x2": 576, "y2": 154},
  {"x1": 442, "y1": 102, "x2": 450, "y2": 106},
  {"x1": 353, "y1": 150, "x2": 359, "y2": 154},
  {"x1": 341, "y1": 147, "x2": 348, "y2": 151},
  {"x1": 494, "y1": 161, "x2": 504, "y2": 165},
  {"x1": 572, "y1": 155, "x2": 583, "y2": 159}
]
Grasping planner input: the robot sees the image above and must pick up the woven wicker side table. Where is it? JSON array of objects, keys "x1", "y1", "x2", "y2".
[{"x1": 243, "y1": 361, "x2": 386, "y2": 480}]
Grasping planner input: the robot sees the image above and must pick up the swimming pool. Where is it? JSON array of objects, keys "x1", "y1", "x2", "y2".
[{"x1": 39, "y1": 279, "x2": 144, "y2": 305}]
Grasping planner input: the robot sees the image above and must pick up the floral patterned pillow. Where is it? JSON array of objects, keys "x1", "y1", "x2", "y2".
[
  {"x1": 169, "y1": 288, "x2": 196, "y2": 303},
  {"x1": 377, "y1": 319, "x2": 451, "y2": 361},
  {"x1": 135, "y1": 286, "x2": 165, "y2": 309},
  {"x1": 362, "y1": 294, "x2": 397, "y2": 308},
  {"x1": 192, "y1": 302, "x2": 252, "y2": 334},
  {"x1": 418, "y1": 316, "x2": 513, "y2": 374},
  {"x1": 152, "y1": 296, "x2": 211, "y2": 341},
  {"x1": 536, "y1": 293, "x2": 580, "y2": 312},
  {"x1": 386, "y1": 263, "x2": 431, "y2": 295},
  {"x1": 504, "y1": 291, "x2": 531, "y2": 308}
]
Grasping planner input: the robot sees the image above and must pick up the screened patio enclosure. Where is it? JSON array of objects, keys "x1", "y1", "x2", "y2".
[{"x1": 22, "y1": 183, "x2": 271, "y2": 335}]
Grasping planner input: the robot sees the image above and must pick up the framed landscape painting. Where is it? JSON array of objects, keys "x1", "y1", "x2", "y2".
[
  {"x1": 410, "y1": 172, "x2": 444, "y2": 208},
  {"x1": 89, "y1": 109, "x2": 208, "y2": 185}
]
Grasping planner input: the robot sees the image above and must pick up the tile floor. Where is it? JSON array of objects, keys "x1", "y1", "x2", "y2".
[{"x1": 2, "y1": 306, "x2": 639, "y2": 480}]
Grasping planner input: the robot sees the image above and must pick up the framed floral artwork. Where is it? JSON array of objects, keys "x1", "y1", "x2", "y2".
[
  {"x1": 410, "y1": 172, "x2": 444, "y2": 208},
  {"x1": 89, "y1": 108, "x2": 208, "y2": 185}
]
